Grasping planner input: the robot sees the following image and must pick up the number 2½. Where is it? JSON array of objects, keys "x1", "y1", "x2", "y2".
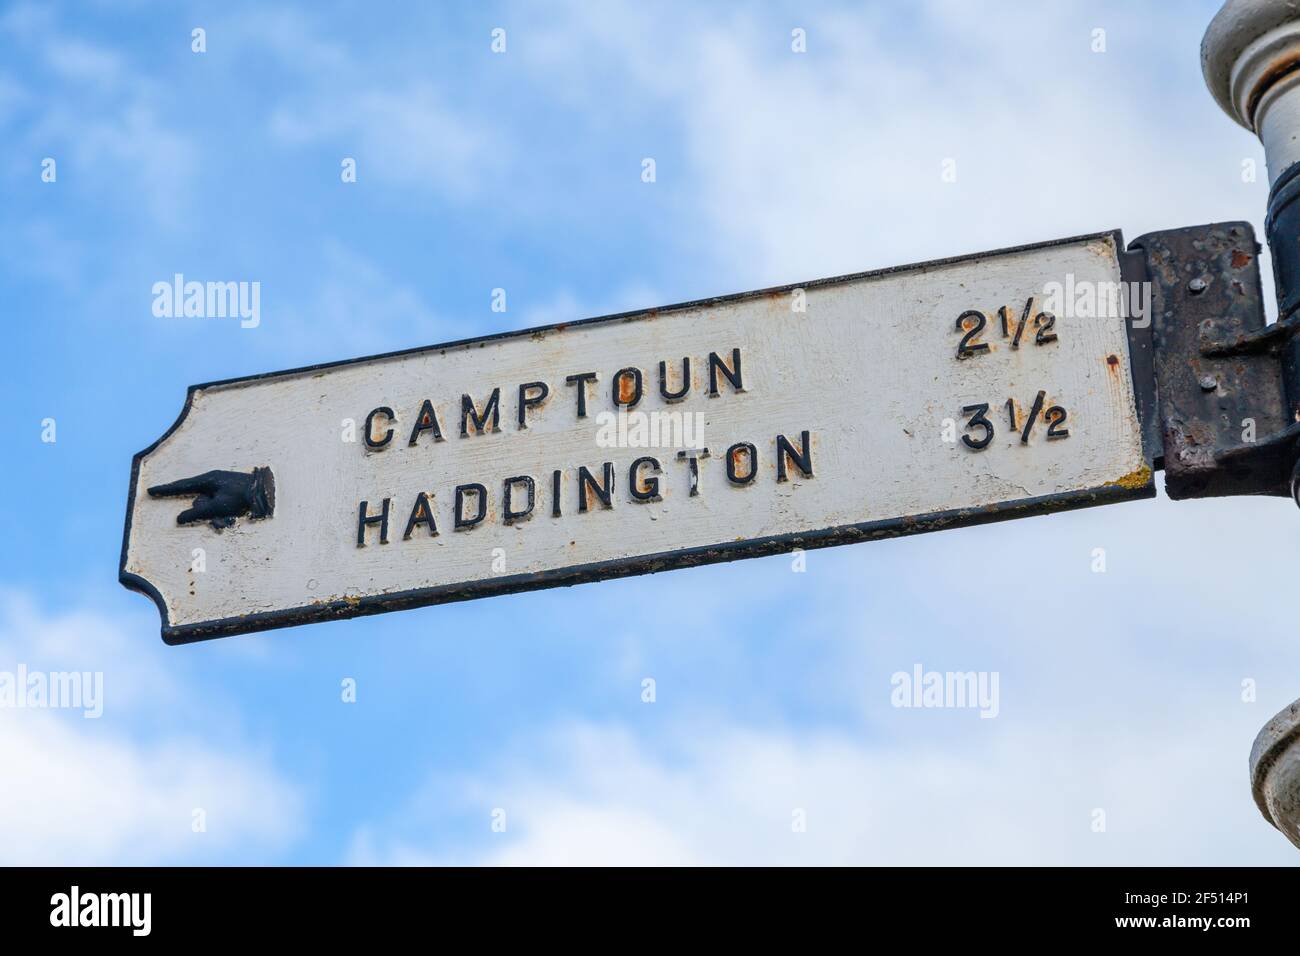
[{"x1": 955, "y1": 311, "x2": 990, "y2": 359}]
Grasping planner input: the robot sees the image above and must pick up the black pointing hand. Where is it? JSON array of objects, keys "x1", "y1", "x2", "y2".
[{"x1": 148, "y1": 467, "x2": 275, "y2": 529}]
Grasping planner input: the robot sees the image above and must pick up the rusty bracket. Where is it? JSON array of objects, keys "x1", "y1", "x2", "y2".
[{"x1": 1128, "y1": 222, "x2": 1295, "y2": 500}]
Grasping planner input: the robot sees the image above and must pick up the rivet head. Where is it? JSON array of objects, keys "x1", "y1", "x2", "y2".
[
  {"x1": 1199, "y1": 374, "x2": 1218, "y2": 391},
  {"x1": 1189, "y1": 276, "x2": 1209, "y2": 295}
]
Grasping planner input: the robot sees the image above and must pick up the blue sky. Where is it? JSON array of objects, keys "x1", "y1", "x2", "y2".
[{"x1": 3, "y1": 0, "x2": 1299, "y2": 864}]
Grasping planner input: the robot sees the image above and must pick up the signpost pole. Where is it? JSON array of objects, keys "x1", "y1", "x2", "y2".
[{"x1": 1203, "y1": 0, "x2": 1300, "y2": 849}]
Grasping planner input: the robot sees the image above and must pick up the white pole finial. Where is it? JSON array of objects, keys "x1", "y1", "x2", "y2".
[{"x1": 1203, "y1": 0, "x2": 1300, "y2": 184}]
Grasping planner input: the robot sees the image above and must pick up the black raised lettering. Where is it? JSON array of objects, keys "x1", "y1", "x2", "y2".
[
  {"x1": 629, "y1": 456, "x2": 662, "y2": 501},
  {"x1": 503, "y1": 475, "x2": 536, "y2": 523},
  {"x1": 565, "y1": 372, "x2": 599, "y2": 418},
  {"x1": 402, "y1": 492, "x2": 439, "y2": 539},
  {"x1": 659, "y1": 358, "x2": 691, "y2": 402},
  {"x1": 454, "y1": 483, "x2": 488, "y2": 529},
  {"x1": 708, "y1": 349, "x2": 744, "y2": 395},
  {"x1": 364, "y1": 407, "x2": 395, "y2": 449},
  {"x1": 726, "y1": 442, "x2": 758, "y2": 485},
  {"x1": 517, "y1": 382, "x2": 550, "y2": 429},
  {"x1": 776, "y1": 431, "x2": 813, "y2": 481},
  {"x1": 612, "y1": 367, "x2": 643, "y2": 408},
  {"x1": 676, "y1": 448, "x2": 709, "y2": 496},
  {"x1": 357, "y1": 498, "x2": 391, "y2": 546},
  {"x1": 578, "y1": 462, "x2": 615, "y2": 512},
  {"x1": 461, "y1": 389, "x2": 501, "y2": 436},
  {"x1": 407, "y1": 400, "x2": 444, "y2": 446}
]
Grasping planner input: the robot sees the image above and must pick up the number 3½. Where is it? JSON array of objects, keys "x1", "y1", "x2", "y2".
[{"x1": 961, "y1": 403, "x2": 994, "y2": 450}]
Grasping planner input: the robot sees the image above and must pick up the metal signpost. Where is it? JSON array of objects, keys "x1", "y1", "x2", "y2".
[
  {"x1": 121, "y1": 233, "x2": 1154, "y2": 642},
  {"x1": 1202, "y1": 0, "x2": 1300, "y2": 853},
  {"x1": 117, "y1": 0, "x2": 1300, "y2": 850}
]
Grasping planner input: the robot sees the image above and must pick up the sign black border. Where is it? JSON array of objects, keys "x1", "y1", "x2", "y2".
[{"x1": 120, "y1": 230, "x2": 1155, "y2": 644}]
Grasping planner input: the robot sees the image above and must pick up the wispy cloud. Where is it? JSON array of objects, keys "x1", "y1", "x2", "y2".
[
  {"x1": 268, "y1": 83, "x2": 501, "y2": 199},
  {"x1": 515, "y1": 0, "x2": 1267, "y2": 286},
  {"x1": 0, "y1": 595, "x2": 303, "y2": 864},
  {"x1": 0, "y1": 11, "x2": 200, "y2": 230},
  {"x1": 347, "y1": 708, "x2": 1291, "y2": 865}
]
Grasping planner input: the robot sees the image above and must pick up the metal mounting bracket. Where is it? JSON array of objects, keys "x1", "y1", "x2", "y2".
[{"x1": 1128, "y1": 221, "x2": 1295, "y2": 500}]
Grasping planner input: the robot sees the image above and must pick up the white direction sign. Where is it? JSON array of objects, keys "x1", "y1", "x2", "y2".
[{"x1": 121, "y1": 232, "x2": 1153, "y2": 642}]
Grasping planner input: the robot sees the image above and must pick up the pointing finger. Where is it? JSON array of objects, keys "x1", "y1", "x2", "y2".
[{"x1": 148, "y1": 471, "x2": 224, "y2": 498}]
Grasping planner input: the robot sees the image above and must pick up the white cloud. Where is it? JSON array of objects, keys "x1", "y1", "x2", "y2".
[
  {"x1": 0, "y1": 595, "x2": 303, "y2": 864},
  {"x1": 0, "y1": 71, "x2": 29, "y2": 127},
  {"x1": 43, "y1": 36, "x2": 125, "y2": 85},
  {"x1": 220, "y1": 4, "x2": 499, "y2": 196},
  {"x1": 349, "y1": 707, "x2": 1295, "y2": 866},
  {"x1": 219, "y1": 7, "x2": 350, "y2": 75},
  {"x1": 344, "y1": 470, "x2": 1300, "y2": 865},
  {"x1": 239, "y1": 8, "x2": 502, "y2": 202},
  {"x1": 0, "y1": 717, "x2": 297, "y2": 865},
  {"x1": 259, "y1": 239, "x2": 453, "y2": 360},
  {"x1": 513, "y1": 282, "x2": 664, "y2": 330},
  {"x1": 47, "y1": 103, "x2": 198, "y2": 228},
  {"x1": 519, "y1": 1, "x2": 1269, "y2": 288},
  {"x1": 0, "y1": 18, "x2": 200, "y2": 230},
  {"x1": 0, "y1": 1, "x2": 54, "y2": 43},
  {"x1": 268, "y1": 83, "x2": 500, "y2": 199}
]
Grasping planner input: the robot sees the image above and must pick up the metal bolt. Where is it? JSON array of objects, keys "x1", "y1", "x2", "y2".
[
  {"x1": 1199, "y1": 374, "x2": 1219, "y2": 391},
  {"x1": 1189, "y1": 276, "x2": 1209, "y2": 294}
]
